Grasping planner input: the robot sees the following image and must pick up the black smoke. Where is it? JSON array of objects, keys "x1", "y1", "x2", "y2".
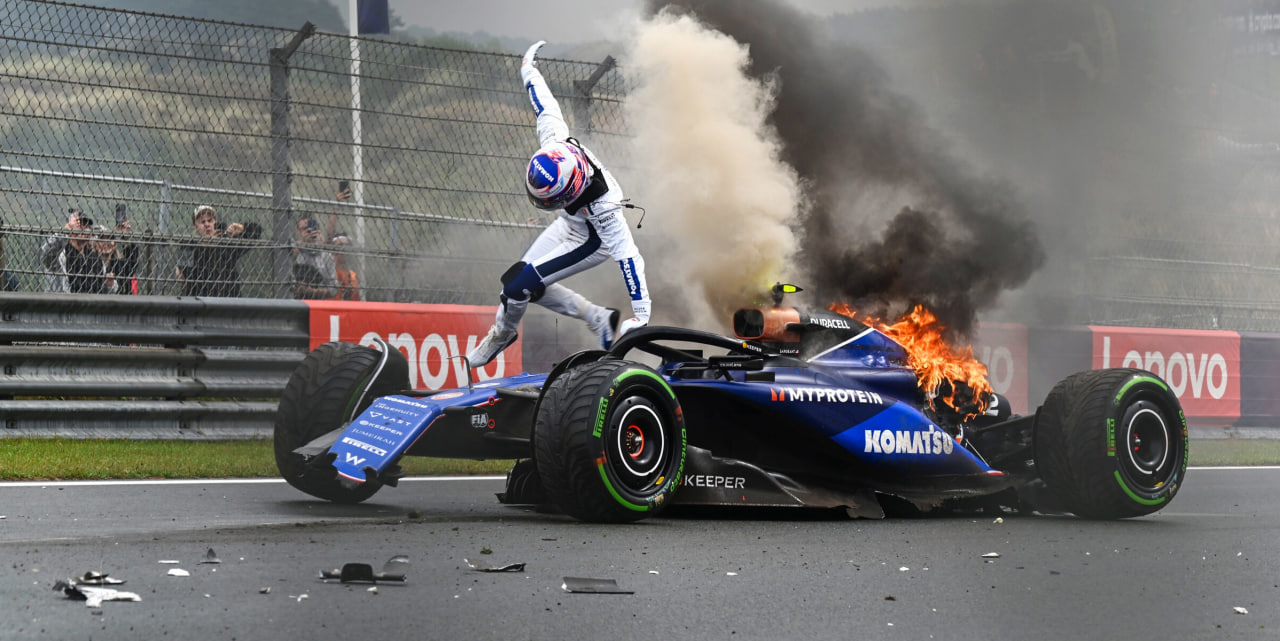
[{"x1": 642, "y1": 0, "x2": 1044, "y2": 339}]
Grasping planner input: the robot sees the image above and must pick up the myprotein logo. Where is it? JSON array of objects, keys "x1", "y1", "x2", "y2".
[{"x1": 1093, "y1": 328, "x2": 1240, "y2": 418}]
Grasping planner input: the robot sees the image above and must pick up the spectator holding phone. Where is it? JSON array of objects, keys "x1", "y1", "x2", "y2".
[
  {"x1": 39, "y1": 208, "x2": 112, "y2": 294},
  {"x1": 292, "y1": 215, "x2": 338, "y2": 299},
  {"x1": 175, "y1": 205, "x2": 262, "y2": 297},
  {"x1": 328, "y1": 180, "x2": 352, "y2": 242}
]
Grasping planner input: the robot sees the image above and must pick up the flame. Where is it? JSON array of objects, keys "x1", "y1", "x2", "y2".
[{"x1": 829, "y1": 303, "x2": 992, "y2": 420}]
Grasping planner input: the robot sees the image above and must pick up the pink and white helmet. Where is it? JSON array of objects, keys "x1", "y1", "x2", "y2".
[{"x1": 525, "y1": 141, "x2": 591, "y2": 210}]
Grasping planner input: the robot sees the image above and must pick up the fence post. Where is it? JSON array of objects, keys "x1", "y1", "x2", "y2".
[
  {"x1": 269, "y1": 22, "x2": 316, "y2": 299},
  {"x1": 571, "y1": 56, "x2": 616, "y2": 133},
  {"x1": 154, "y1": 180, "x2": 173, "y2": 295}
]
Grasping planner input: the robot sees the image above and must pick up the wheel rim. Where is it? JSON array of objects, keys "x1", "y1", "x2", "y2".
[
  {"x1": 1120, "y1": 399, "x2": 1173, "y2": 489},
  {"x1": 606, "y1": 396, "x2": 668, "y2": 495}
]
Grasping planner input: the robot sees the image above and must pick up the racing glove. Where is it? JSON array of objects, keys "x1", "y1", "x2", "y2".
[
  {"x1": 521, "y1": 40, "x2": 546, "y2": 78},
  {"x1": 617, "y1": 300, "x2": 650, "y2": 339}
]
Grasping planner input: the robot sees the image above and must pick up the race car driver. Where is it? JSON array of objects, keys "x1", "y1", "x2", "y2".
[{"x1": 467, "y1": 40, "x2": 652, "y2": 368}]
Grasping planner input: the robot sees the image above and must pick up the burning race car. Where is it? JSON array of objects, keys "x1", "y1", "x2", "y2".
[{"x1": 274, "y1": 284, "x2": 1188, "y2": 523}]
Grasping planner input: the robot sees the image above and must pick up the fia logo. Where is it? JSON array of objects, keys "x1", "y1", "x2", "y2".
[{"x1": 470, "y1": 412, "x2": 493, "y2": 430}]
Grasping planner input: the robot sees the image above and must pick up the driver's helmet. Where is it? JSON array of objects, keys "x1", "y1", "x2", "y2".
[{"x1": 526, "y1": 141, "x2": 591, "y2": 210}]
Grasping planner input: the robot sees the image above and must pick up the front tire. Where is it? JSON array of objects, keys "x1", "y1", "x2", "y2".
[
  {"x1": 274, "y1": 341, "x2": 409, "y2": 503},
  {"x1": 534, "y1": 360, "x2": 686, "y2": 523},
  {"x1": 1033, "y1": 368, "x2": 1188, "y2": 519}
]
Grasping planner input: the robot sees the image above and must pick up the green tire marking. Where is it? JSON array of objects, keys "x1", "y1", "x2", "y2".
[
  {"x1": 594, "y1": 367, "x2": 677, "y2": 511},
  {"x1": 1114, "y1": 471, "x2": 1166, "y2": 506},
  {"x1": 597, "y1": 463, "x2": 649, "y2": 512},
  {"x1": 1111, "y1": 374, "x2": 1175, "y2": 506},
  {"x1": 1115, "y1": 375, "x2": 1168, "y2": 403},
  {"x1": 615, "y1": 368, "x2": 676, "y2": 399}
]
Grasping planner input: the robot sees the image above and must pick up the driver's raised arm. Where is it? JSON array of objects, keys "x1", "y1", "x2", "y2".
[{"x1": 521, "y1": 41, "x2": 570, "y2": 147}]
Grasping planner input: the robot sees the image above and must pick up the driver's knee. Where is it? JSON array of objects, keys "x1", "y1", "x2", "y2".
[{"x1": 501, "y1": 262, "x2": 546, "y2": 302}]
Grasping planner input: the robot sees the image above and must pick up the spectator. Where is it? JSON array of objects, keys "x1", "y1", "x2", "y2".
[
  {"x1": 109, "y1": 203, "x2": 141, "y2": 295},
  {"x1": 39, "y1": 209, "x2": 112, "y2": 294},
  {"x1": 91, "y1": 225, "x2": 120, "y2": 294},
  {"x1": 175, "y1": 205, "x2": 262, "y2": 297},
  {"x1": 329, "y1": 233, "x2": 362, "y2": 301},
  {"x1": 292, "y1": 215, "x2": 338, "y2": 299}
]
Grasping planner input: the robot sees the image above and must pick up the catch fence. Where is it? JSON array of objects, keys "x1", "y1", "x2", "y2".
[
  {"x1": 0, "y1": 0, "x2": 625, "y2": 304},
  {"x1": 3, "y1": 0, "x2": 1280, "y2": 333}
]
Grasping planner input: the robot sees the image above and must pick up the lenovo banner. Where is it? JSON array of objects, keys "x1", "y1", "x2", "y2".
[
  {"x1": 1090, "y1": 326, "x2": 1240, "y2": 424},
  {"x1": 303, "y1": 300, "x2": 516, "y2": 389}
]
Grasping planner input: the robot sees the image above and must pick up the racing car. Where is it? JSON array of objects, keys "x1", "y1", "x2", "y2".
[{"x1": 274, "y1": 284, "x2": 1188, "y2": 523}]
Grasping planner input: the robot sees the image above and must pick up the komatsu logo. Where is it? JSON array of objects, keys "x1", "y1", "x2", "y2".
[
  {"x1": 621, "y1": 258, "x2": 640, "y2": 298},
  {"x1": 864, "y1": 427, "x2": 955, "y2": 456},
  {"x1": 770, "y1": 387, "x2": 883, "y2": 404}
]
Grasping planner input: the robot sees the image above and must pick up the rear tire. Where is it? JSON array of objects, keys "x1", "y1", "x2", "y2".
[
  {"x1": 274, "y1": 341, "x2": 409, "y2": 503},
  {"x1": 1033, "y1": 368, "x2": 1188, "y2": 519},
  {"x1": 534, "y1": 360, "x2": 686, "y2": 523}
]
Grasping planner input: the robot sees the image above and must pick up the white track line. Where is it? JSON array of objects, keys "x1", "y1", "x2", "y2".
[
  {"x1": 0, "y1": 467, "x2": 1272, "y2": 488},
  {"x1": 0, "y1": 476, "x2": 506, "y2": 488}
]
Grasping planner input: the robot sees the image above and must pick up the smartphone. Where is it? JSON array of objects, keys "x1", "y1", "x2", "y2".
[
  {"x1": 338, "y1": 180, "x2": 350, "y2": 194},
  {"x1": 115, "y1": 203, "x2": 127, "y2": 226}
]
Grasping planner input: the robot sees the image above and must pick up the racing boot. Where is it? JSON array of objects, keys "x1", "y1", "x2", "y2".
[
  {"x1": 466, "y1": 324, "x2": 518, "y2": 368},
  {"x1": 467, "y1": 298, "x2": 522, "y2": 368},
  {"x1": 586, "y1": 305, "x2": 620, "y2": 350}
]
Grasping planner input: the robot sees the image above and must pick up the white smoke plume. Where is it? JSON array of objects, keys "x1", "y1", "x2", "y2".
[{"x1": 622, "y1": 10, "x2": 802, "y2": 330}]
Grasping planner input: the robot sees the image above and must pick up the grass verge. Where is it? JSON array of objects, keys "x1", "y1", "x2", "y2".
[
  {"x1": 0, "y1": 437, "x2": 1276, "y2": 481},
  {"x1": 0, "y1": 438, "x2": 513, "y2": 481}
]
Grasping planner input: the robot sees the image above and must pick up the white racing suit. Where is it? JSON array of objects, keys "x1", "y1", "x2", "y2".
[{"x1": 467, "y1": 45, "x2": 651, "y2": 367}]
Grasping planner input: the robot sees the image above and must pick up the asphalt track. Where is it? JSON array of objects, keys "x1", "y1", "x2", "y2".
[{"x1": 3, "y1": 468, "x2": 1279, "y2": 641}]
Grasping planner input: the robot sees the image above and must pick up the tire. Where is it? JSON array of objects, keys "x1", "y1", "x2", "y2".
[
  {"x1": 534, "y1": 360, "x2": 686, "y2": 523},
  {"x1": 274, "y1": 341, "x2": 410, "y2": 503},
  {"x1": 501, "y1": 458, "x2": 545, "y2": 505},
  {"x1": 1033, "y1": 368, "x2": 1188, "y2": 519}
]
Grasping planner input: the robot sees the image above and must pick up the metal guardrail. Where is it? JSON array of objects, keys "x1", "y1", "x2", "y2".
[{"x1": 0, "y1": 294, "x2": 310, "y2": 438}]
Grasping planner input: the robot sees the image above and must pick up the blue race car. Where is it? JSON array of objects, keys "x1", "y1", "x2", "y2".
[{"x1": 274, "y1": 284, "x2": 1188, "y2": 523}]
